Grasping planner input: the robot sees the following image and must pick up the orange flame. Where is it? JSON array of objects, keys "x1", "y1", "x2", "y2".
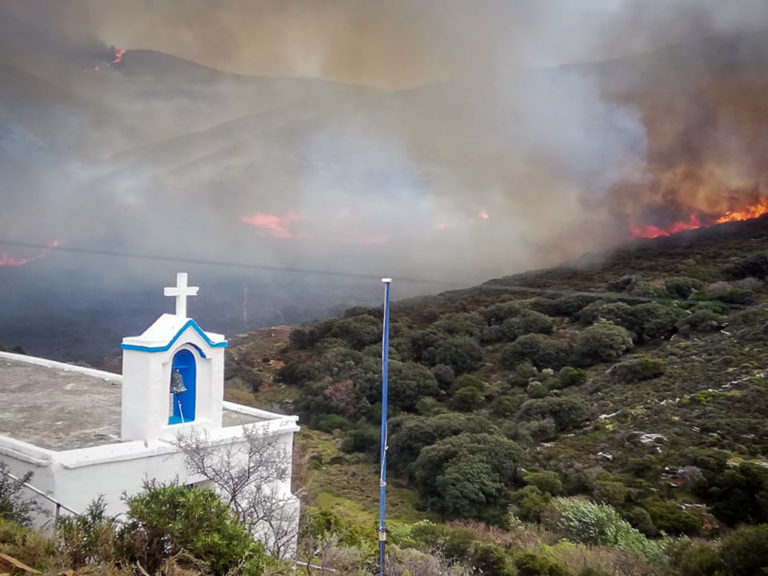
[
  {"x1": 0, "y1": 240, "x2": 59, "y2": 267},
  {"x1": 241, "y1": 212, "x2": 301, "y2": 239},
  {"x1": 112, "y1": 48, "x2": 126, "y2": 64},
  {"x1": 715, "y1": 197, "x2": 768, "y2": 224},
  {"x1": 630, "y1": 197, "x2": 768, "y2": 239}
]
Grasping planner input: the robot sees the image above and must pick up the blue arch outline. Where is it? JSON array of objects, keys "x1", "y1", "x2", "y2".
[{"x1": 120, "y1": 319, "x2": 228, "y2": 353}]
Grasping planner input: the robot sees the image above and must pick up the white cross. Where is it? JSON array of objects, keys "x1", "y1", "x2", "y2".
[{"x1": 164, "y1": 272, "x2": 199, "y2": 319}]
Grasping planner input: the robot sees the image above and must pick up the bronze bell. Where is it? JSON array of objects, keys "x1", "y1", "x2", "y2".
[{"x1": 170, "y1": 370, "x2": 187, "y2": 394}]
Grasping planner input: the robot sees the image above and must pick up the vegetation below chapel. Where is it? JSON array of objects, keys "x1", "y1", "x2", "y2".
[
  {"x1": 226, "y1": 217, "x2": 768, "y2": 574},
  {"x1": 5, "y1": 220, "x2": 768, "y2": 574}
]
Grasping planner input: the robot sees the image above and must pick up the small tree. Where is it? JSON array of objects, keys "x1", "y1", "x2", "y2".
[
  {"x1": 174, "y1": 425, "x2": 297, "y2": 557},
  {"x1": 0, "y1": 463, "x2": 37, "y2": 525}
]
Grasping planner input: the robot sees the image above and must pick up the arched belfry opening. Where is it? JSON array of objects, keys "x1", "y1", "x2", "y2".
[{"x1": 169, "y1": 348, "x2": 196, "y2": 424}]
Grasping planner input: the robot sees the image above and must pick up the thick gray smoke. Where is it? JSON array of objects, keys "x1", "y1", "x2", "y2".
[{"x1": 1, "y1": 1, "x2": 768, "y2": 360}]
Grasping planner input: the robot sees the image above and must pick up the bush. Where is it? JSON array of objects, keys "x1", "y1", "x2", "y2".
[
  {"x1": 388, "y1": 413, "x2": 497, "y2": 474},
  {"x1": 608, "y1": 357, "x2": 664, "y2": 384},
  {"x1": 725, "y1": 253, "x2": 768, "y2": 280},
  {"x1": 532, "y1": 295, "x2": 599, "y2": 318},
  {"x1": 471, "y1": 542, "x2": 516, "y2": 576},
  {"x1": 573, "y1": 323, "x2": 632, "y2": 366},
  {"x1": 431, "y1": 364, "x2": 455, "y2": 391},
  {"x1": 580, "y1": 302, "x2": 683, "y2": 342},
  {"x1": 315, "y1": 414, "x2": 352, "y2": 433},
  {"x1": 430, "y1": 312, "x2": 486, "y2": 338},
  {"x1": 120, "y1": 482, "x2": 269, "y2": 576},
  {"x1": 327, "y1": 314, "x2": 381, "y2": 349},
  {"x1": 58, "y1": 497, "x2": 118, "y2": 567},
  {"x1": 388, "y1": 361, "x2": 439, "y2": 412},
  {"x1": 450, "y1": 386, "x2": 485, "y2": 412},
  {"x1": 413, "y1": 433, "x2": 523, "y2": 523},
  {"x1": 677, "y1": 308, "x2": 725, "y2": 333},
  {"x1": 643, "y1": 500, "x2": 701, "y2": 536},
  {"x1": 275, "y1": 361, "x2": 317, "y2": 386},
  {"x1": 415, "y1": 332, "x2": 483, "y2": 374},
  {"x1": 695, "y1": 462, "x2": 768, "y2": 525},
  {"x1": 340, "y1": 424, "x2": 379, "y2": 455},
  {"x1": 666, "y1": 539, "x2": 723, "y2": 576},
  {"x1": 525, "y1": 471, "x2": 564, "y2": 496},
  {"x1": 664, "y1": 276, "x2": 703, "y2": 299},
  {"x1": 503, "y1": 334, "x2": 571, "y2": 370},
  {"x1": 719, "y1": 524, "x2": 768, "y2": 576},
  {"x1": 482, "y1": 300, "x2": 526, "y2": 325},
  {"x1": 514, "y1": 485, "x2": 552, "y2": 522},
  {"x1": 500, "y1": 310, "x2": 555, "y2": 341},
  {"x1": 558, "y1": 367, "x2": 587, "y2": 388},
  {"x1": 0, "y1": 463, "x2": 36, "y2": 526},
  {"x1": 515, "y1": 552, "x2": 573, "y2": 576},
  {"x1": 546, "y1": 498, "x2": 664, "y2": 564},
  {"x1": 518, "y1": 397, "x2": 590, "y2": 432}
]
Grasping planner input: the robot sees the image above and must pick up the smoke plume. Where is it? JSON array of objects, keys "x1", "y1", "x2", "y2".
[{"x1": 1, "y1": 0, "x2": 768, "y2": 358}]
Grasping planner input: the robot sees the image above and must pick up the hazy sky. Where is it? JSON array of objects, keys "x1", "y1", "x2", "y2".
[
  {"x1": 11, "y1": 0, "x2": 768, "y2": 87},
  {"x1": 1, "y1": 0, "x2": 768, "y2": 287}
]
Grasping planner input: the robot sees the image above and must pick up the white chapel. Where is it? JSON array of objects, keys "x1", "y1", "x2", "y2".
[{"x1": 0, "y1": 273, "x2": 300, "y2": 552}]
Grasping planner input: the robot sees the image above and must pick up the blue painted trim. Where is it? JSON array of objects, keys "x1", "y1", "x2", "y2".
[{"x1": 120, "y1": 319, "x2": 228, "y2": 353}]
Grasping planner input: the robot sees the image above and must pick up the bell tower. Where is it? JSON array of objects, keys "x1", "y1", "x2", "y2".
[{"x1": 120, "y1": 273, "x2": 228, "y2": 442}]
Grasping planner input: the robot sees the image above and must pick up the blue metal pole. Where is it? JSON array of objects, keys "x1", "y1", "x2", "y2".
[{"x1": 379, "y1": 278, "x2": 392, "y2": 576}]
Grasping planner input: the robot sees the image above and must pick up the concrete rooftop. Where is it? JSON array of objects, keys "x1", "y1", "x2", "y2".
[{"x1": 0, "y1": 354, "x2": 262, "y2": 451}]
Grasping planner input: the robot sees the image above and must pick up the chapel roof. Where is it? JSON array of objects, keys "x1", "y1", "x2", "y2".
[{"x1": 0, "y1": 353, "x2": 261, "y2": 451}]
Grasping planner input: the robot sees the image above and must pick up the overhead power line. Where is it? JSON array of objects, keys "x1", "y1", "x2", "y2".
[{"x1": 0, "y1": 239, "x2": 757, "y2": 310}]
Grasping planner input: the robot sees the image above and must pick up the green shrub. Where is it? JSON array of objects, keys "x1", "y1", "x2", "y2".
[
  {"x1": 450, "y1": 386, "x2": 485, "y2": 412},
  {"x1": 482, "y1": 300, "x2": 526, "y2": 325},
  {"x1": 388, "y1": 413, "x2": 497, "y2": 473},
  {"x1": 624, "y1": 506, "x2": 657, "y2": 537},
  {"x1": 664, "y1": 277, "x2": 704, "y2": 299},
  {"x1": 558, "y1": 367, "x2": 587, "y2": 388},
  {"x1": 518, "y1": 397, "x2": 590, "y2": 432},
  {"x1": 327, "y1": 314, "x2": 381, "y2": 349},
  {"x1": 643, "y1": 500, "x2": 701, "y2": 536},
  {"x1": 608, "y1": 357, "x2": 665, "y2": 384},
  {"x1": 315, "y1": 414, "x2": 352, "y2": 433},
  {"x1": 546, "y1": 498, "x2": 664, "y2": 564},
  {"x1": 524, "y1": 471, "x2": 564, "y2": 496},
  {"x1": 120, "y1": 482, "x2": 269, "y2": 576},
  {"x1": 532, "y1": 295, "x2": 599, "y2": 318},
  {"x1": 388, "y1": 361, "x2": 439, "y2": 411},
  {"x1": 725, "y1": 253, "x2": 768, "y2": 280},
  {"x1": 492, "y1": 395, "x2": 523, "y2": 418},
  {"x1": 275, "y1": 361, "x2": 317, "y2": 385},
  {"x1": 431, "y1": 363, "x2": 456, "y2": 391},
  {"x1": 57, "y1": 497, "x2": 118, "y2": 567},
  {"x1": 415, "y1": 333, "x2": 484, "y2": 374},
  {"x1": 695, "y1": 462, "x2": 768, "y2": 525},
  {"x1": 665, "y1": 539, "x2": 723, "y2": 576},
  {"x1": 430, "y1": 312, "x2": 486, "y2": 338},
  {"x1": 0, "y1": 463, "x2": 35, "y2": 526},
  {"x1": 413, "y1": 433, "x2": 523, "y2": 523},
  {"x1": 503, "y1": 334, "x2": 572, "y2": 370},
  {"x1": 677, "y1": 308, "x2": 725, "y2": 333},
  {"x1": 340, "y1": 424, "x2": 379, "y2": 455},
  {"x1": 573, "y1": 322, "x2": 632, "y2": 366},
  {"x1": 514, "y1": 485, "x2": 552, "y2": 522},
  {"x1": 471, "y1": 541, "x2": 516, "y2": 575},
  {"x1": 515, "y1": 552, "x2": 573, "y2": 576},
  {"x1": 500, "y1": 310, "x2": 555, "y2": 341},
  {"x1": 719, "y1": 524, "x2": 768, "y2": 576}
]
